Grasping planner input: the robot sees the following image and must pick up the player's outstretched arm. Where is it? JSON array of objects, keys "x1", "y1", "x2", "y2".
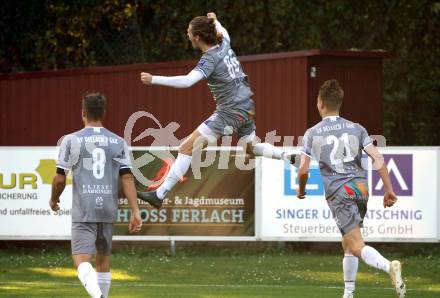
[
  {"x1": 207, "y1": 12, "x2": 230, "y2": 42},
  {"x1": 296, "y1": 154, "x2": 311, "y2": 199},
  {"x1": 140, "y1": 70, "x2": 203, "y2": 88},
  {"x1": 49, "y1": 173, "x2": 66, "y2": 211},
  {"x1": 364, "y1": 144, "x2": 397, "y2": 208},
  {"x1": 121, "y1": 173, "x2": 142, "y2": 233}
]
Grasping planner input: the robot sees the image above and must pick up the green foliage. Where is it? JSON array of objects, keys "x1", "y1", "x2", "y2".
[{"x1": 1, "y1": 0, "x2": 439, "y2": 144}]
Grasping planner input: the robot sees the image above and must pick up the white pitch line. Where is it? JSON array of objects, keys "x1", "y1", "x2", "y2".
[{"x1": 0, "y1": 281, "x2": 429, "y2": 292}]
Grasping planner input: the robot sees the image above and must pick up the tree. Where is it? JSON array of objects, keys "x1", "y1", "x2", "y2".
[{"x1": 1, "y1": 0, "x2": 439, "y2": 144}]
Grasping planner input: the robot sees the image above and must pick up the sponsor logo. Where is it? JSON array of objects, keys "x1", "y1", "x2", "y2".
[
  {"x1": 284, "y1": 163, "x2": 324, "y2": 196},
  {"x1": 0, "y1": 159, "x2": 72, "y2": 190},
  {"x1": 372, "y1": 154, "x2": 413, "y2": 196}
]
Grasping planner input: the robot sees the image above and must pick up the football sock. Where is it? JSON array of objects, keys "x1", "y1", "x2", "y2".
[
  {"x1": 361, "y1": 245, "x2": 391, "y2": 274},
  {"x1": 97, "y1": 272, "x2": 111, "y2": 298},
  {"x1": 77, "y1": 262, "x2": 103, "y2": 298},
  {"x1": 252, "y1": 143, "x2": 285, "y2": 159},
  {"x1": 157, "y1": 153, "x2": 192, "y2": 199},
  {"x1": 343, "y1": 253, "x2": 358, "y2": 295}
]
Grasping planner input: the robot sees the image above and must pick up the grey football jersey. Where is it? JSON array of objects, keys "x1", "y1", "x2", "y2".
[
  {"x1": 194, "y1": 38, "x2": 254, "y2": 110},
  {"x1": 56, "y1": 127, "x2": 132, "y2": 223},
  {"x1": 300, "y1": 116, "x2": 373, "y2": 200}
]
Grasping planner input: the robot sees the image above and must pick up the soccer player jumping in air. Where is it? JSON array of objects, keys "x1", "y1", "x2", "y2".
[
  {"x1": 296, "y1": 80, "x2": 406, "y2": 298},
  {"x1": 137, "y1": 12, "x2": 293, "y2": 207}
]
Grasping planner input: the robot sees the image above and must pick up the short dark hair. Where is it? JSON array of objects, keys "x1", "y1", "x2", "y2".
[
  {"x1": 189, "y1": 16, "x2": 223, "y2": 45},
  {"x1": 82, "y1": 92, "x2": 107, "y2": 120},
  {"x1": 318, "y1": 79, "x2": 344, "y2": 110}
]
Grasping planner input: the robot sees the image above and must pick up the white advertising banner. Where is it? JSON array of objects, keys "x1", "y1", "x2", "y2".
[
  {"x1": 1, "y1": 147, "x2": 439, "y2": 242},
  {"x1": 0, "y1": 147, "x2": 72, "y2": 239},
  {"x1": 0, "y1": 147, "x2": 256, "y2": 241},
  {"x1": 256, "y1": 147, "x2": 440, "y2": 242}
]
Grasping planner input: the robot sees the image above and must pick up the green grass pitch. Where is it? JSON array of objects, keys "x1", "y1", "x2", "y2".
[{"x1": 0, "y1": 244, "x2": 439, "y2": 297}]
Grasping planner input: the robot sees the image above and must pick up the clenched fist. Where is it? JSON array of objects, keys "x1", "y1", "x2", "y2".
[
  {"x1": 141, "y1": 72, "x2": 153, "y2": 85},
  {"x1": 383, "y1": 191, "x2": 397, "y2": 208},
  {"x1": 296, "y1": 188, "x2": 306, "y2": 200},
  {"x1": 207, "y1": 12, "x2": 217, "y2": 21},
  {"x1": 49, "y1": 198, "x2": 60, "y2": 211}
]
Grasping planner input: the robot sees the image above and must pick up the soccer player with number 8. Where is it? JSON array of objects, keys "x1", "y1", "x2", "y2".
[{"x1": 49, "y1": 93, "x2": 142, "y2": 297}]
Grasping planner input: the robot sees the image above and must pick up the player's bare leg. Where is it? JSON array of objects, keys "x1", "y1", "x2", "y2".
[
  {"x1": 73, "y1": 254, "x2": 104, "y2": 298},
  {"x1": 137, "y1": 129, "x2": 210, "y2": 207},
  {"x1": 343, "y1": 227, "x2": 406, "y2": 297},
  {"x1": 95, "y1": 254, "x2": 111, "y2": 298}
]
